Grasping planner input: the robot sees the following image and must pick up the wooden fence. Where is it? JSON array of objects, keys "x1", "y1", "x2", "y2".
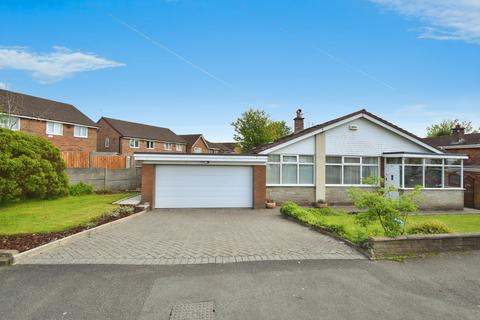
[{"x1": 61, "y1": 151, "x2": 128, "y2": 169}]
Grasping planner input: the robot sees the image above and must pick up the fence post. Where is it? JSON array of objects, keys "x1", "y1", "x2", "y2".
[{"x1": 104, "y1": 166, "x2": 108, "y2": 190}]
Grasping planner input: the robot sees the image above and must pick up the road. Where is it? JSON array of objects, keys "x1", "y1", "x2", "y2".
[{"x1": 1, "y1": 252, "x2": 480, "y2": 320}]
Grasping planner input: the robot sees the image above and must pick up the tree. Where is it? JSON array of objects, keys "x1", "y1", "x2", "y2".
[
  {"x1": 426, "y1": 119, "x2": 478, "y2": 138},
  {"x1": 232, "y1": 109, "x2": 291, "y2": 152},
  {"x1": 0, "y1": 89, "x2": 23, "y2": 129},
  {"x1": 0, "y1": 128, "x2": 69, "y2": 203}
]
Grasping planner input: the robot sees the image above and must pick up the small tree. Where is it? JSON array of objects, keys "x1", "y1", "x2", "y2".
[
  {"x1": 426, "y1": 119, "x2": 478, "y2": 138},
  {"x1": 0, "y1": 128, "x2": 69, "y2": 203},
  {"x1": 232, "y1": 109, "x2": 291, "y2": 152},
  {"x1": 348, "y1": 177, "x2": 422, "y2": 237}
]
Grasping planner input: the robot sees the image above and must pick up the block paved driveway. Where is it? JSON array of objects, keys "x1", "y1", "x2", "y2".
[{"x1": 18, "y1": 209, "x2": 364, "y2": 265}]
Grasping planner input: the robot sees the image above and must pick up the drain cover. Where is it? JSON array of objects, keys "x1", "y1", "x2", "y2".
[{"x1": 169, "y1": 301, "x2": 216, "y2": 320}]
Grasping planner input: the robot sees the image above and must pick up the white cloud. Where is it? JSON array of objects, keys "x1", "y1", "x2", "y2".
[
  {"x1": 370, "y1": 0, "x2": 480, "y2": 43},
  {"x1": 0, "y1": 46, "x2": 125, "y2": 82},
  {"x1": 0, "y1": 82, "x2": 7, "y2": 89}
]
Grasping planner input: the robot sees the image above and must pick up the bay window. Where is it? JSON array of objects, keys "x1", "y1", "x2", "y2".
[
  {"x1": 267, "y1": 155, "x2": 314, "y2": 185},
  {"x1": 326, "y1": 156, "x2": 379, "y2": 185}
]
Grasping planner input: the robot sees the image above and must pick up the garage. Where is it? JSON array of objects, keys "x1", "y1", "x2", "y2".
[
  {"x1": 134, "y1": 154, "x2": 267, "y2": 209},
  {"x1": 155, "y1": 165, "x2": 252, "y2": 208}
]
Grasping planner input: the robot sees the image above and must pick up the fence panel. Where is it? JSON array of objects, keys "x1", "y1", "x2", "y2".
[
  {"x1": 90, "y1": 154, "x2": 126, "y2": 169},
  {"x1": 61, "y1": 151, "x2": 90, "y2": 168},
  {"x1": 61, "y1": 152, "x2": 126, "y2": 169}
]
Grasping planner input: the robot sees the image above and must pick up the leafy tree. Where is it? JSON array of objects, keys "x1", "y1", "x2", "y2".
[
  {"x1": 426, "y1": 119, "x2": 478, "y2": 138},
  {"x1": 232, "y1": 109, "x2": 291, "y2": 152},
  {"x1": 0, "y1": 128, "x2": 69, "y2": 203},
  {"x1": 348, "y1": 177, "x2": 422, "y2": 237}
]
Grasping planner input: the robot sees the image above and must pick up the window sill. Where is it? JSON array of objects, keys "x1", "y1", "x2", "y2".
[
  {"x1": 326, "y1": 184, "x2": 376, "y2": 188},
  {"x1": 267, "y1": 184, "x2": 315, "y2": 187},
  {"x1": 74, "y1": 136, "x2": 88, "y2": 139}
]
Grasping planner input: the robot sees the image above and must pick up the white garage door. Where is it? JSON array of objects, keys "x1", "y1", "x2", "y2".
[{"x1": 155, "y1": 165, "x2": 253, "y2": 208}]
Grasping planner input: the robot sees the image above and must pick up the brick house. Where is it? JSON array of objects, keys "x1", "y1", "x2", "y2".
[
  {"x1": 425, "y1": 125, "x2": 480, "y2": 209},
  {"x1": 97, "y1": 117, "x2": 187, "y2": 156},
  {"x1": 180, "y1": 134, "x2": 236, "y2": 154},
  {"x1": 0, "y1": 89, "x2": 97, "y2": 152}
]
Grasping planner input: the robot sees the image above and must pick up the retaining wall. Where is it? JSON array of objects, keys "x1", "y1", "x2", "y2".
[{"x1": 67, "y1": 167, "x2": 141, "y2": 191}]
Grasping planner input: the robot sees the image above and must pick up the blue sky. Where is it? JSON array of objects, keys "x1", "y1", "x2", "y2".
[{"x1": 0, "y1": 0, "x2": 479, "y2": 141}]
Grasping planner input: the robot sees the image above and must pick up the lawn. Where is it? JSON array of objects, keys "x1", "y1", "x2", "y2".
[
  {"x1": 0, "y1": 193, "x2": 135, "y2": 235},
  {"x1": 280, "y1": 203, "x2": 480, "y2": 244}
]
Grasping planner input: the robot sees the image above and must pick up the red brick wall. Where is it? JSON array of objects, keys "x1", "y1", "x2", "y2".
[
  {"x1": 19, "y1": 117, "x2": 97, "y2": 152},
  {"x1": 188, "y1": 137, "x2": 210, "y2": 153},
  {"x1": 141, "y1": 164, "x2": 155, "y2": 207},
  {"x1": 446, "y1": 148, "x2": 480, "y2": 166},
  {"x1": 253, "y1": 165, "x2": 266, "y2": 209},
  {"x1": 97, "y1": 118, "x2": 121, "y2": 153},
  {"x1": 120, "y1": 138, "x2": 186, "y2": 156}
]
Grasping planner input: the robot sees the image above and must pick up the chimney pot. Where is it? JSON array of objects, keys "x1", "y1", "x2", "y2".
[{"x1": 294, "y1": 109, "x2": 304, "y2": 133}]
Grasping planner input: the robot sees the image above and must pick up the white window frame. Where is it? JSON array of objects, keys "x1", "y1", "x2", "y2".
[
  {"x1": 105, "y1": 137, "x2": 110, "y2": 148},
  {"x1": 46, "y1": 121, "x2": 63, "y2": 136},
  {"x1": 176, "y1": 144, "x2": 183, "y2": 152},
  {"x1": 73, "y1": 125, "x2": 88, "y2": 138},
  {"x1": 164, "y1": 143, "x2": 173, "y2": 151},
  {"x1": 146, "y1": 140, "x2": 156, "y2": 149},
  {"x1": 266, "y1": 154, "x2": 315, "y2": 187},
  {"x1": 0, "y1": 116, "x2": 20, "y2": 130},
  {"x1": 193, "y1": 147, "x2": 202, "y2": 153},
  {"x1": 326, "y1": 155, "x2": 380, "y2": 187},
  {"x1": 393, "y1": 157, "x2": 464, "y2": 190},
  {"x1": 129, "y1": 139, "x2": 140, "y2": 149}
]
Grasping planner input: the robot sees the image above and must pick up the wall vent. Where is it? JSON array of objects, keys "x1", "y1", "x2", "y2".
[{"x1": 348, "y1": 124, "x2": 359, "y2": 131}]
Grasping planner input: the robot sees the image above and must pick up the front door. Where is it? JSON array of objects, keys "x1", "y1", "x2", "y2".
[{"x1": 385, "y1": 164, "x2": 401, "y2": 199}]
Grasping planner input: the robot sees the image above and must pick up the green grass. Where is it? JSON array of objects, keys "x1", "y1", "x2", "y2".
[
  {"x1": 0, "y1": 193, "x2": 135, "y2": 235},
  {"x1": 280, "y1": 202, "x2": 480, "y2": 244}
]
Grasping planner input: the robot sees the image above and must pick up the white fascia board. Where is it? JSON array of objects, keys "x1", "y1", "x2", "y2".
[
  {"x1": 0, "y1": 112, "x2": 98, "y2": 129},
  {"x1": 134, "y1": 153, "x2": 267, "y2": 164},
  {"x1": 442, "y1": 144, "x2": 480, "y2": 149},
  {"x1": 383, "y1": 153, "x2": 468, "y2": 159},
  {"x1": 259, "y1": 112, "x2": 441, "y2": 154}
]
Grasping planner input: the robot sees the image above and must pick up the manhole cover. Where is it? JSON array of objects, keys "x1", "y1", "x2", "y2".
[{"x1": 169, "y1": 301, "x2": 216, "y2": 320}]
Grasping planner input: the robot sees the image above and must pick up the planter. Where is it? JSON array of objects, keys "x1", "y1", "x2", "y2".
[{"x1": 266, "y1": 202, "x2": 276, "y2": 209}]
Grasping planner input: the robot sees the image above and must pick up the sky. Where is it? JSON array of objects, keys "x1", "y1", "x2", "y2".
[{"x1": 0, "y1": 0, "x2": 479, "y2": 141}]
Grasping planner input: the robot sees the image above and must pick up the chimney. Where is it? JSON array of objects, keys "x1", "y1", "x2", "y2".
[
  {"x1": 452, "y1": 124, "x2": 465, "y2": 141},
  {"x1": 294, "y1": 109, "x2": 304, "y2": 133}
]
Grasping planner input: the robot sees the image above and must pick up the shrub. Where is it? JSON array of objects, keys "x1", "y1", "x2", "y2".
[
  {"x1": 406, "y1": 220, "x2": 452, "y2": 235},
  {"x1": 68, "y1": 182, "x2": 94, "y2": 196},
  {"x1": 0, "y1": 128, "x2": 68, "y2": 203}
]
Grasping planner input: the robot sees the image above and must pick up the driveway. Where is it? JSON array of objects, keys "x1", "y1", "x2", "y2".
[{"x1": 17, "y1": 209, "x2": 364, "y2": 265}]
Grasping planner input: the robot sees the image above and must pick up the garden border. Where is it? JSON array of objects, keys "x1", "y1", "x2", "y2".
[{"x1": 12, "y1": 208, "x2": 148, "y2": 264}]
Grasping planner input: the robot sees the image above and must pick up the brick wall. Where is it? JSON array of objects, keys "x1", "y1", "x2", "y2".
[
  {"x1": 97, "y1": 118, "x2": 121, "y2": 153},
  {"x1": 188, "y1": 137, "x2": 210, "y2": 153},
  {"x1": 267, "y1": 187, "x2": 315, "y2": 205},
  {"x1": 19, "y1": 117, "x2": 97, "y2": 152},
  {"x1": 446, "y1": 148, "x2": 480, "y2": 166},
  {"x1": 253, "y1": 165, "x2": 266, "y2": 209},
  {"x1": 141, "y1": 164, "x2": 155, "y2": 207},
  {"x1": 120, "y1": 138, "x2": 186, "y2": 156}
]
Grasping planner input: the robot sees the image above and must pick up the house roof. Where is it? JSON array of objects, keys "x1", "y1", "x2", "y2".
[
  {"x1": 205, "y1": 140, "x2": 236, "y2": 153},
  {"x1": 251, "y1": 109, "x2": 442, "y2": 154},
  {"x1": 424, "y1": 133, "x2": 480, "y2": 148},
  {"x1": 101, "y1": 117, "x2": 186, "y2": 143},
  {"x1": 0, "y1": 89, "x2": 97, "y2": 127},
  {"x1": 180, "y1": 134, "x2": 204, "y2": 148}
]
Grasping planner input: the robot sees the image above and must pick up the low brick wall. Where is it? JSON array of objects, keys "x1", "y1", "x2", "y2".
[
  {"x1": 67, "y1": 167, "x2": 141, "y2": 191},
  {"x1": 369, "y1": 233, "x2": 480, "y2": 259},
  {"x1": 267, "y1": 186, "x2": 315, "y2": 205}
]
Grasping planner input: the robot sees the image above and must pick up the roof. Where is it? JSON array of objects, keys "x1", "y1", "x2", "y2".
[
  {"x1": 0, "y1": 89, "x2": 96, "y2": 127},
  {"x1": 251, "y1": 109, "x2": 442, "y2": 154},
  {"x1": 205, "y1": 140, "x2": 236, "y2": 153},
  {"x1": 101, "y1": 117, "x2": 186, "y2": 143},
  {"x1": 180, "y1": 134, "x2": 203, "y2": 148},
  {"x1": 424, "y1": 133, "x2": 480, "y2": 148}
]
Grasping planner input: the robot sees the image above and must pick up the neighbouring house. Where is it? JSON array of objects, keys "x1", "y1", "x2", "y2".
[
  {"x1": 425, "y1": 126, "x2": 480, "y2": 209},
  {"x1": 180, "y1": 134, "x2": 236, "y2": 154},
  {"x1": 0, "y1": 89, "x2": 98, "y2": 152},
  {"x1": 136, "y1": 109, "x2": 467, "y2": 210},
  {"x1": 97, "y1": 117, "x2": 187, "y2": 156}
]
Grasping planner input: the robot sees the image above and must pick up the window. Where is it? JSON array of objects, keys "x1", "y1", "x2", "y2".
[
  {"x1": 46, "y1": 121, "x2": 63, "y2": 135},
  {"x1": 266, "y1": 155, "x2": 314, "y2": 185},
  {"x1": 129, "y1": 139, "x2": 139, "y2": 148},
  {"x1": 146, "y1": 141, "x2": 155, "y2": 149},
  {"x1": 326, "y1": 156, "x2": 379, "y2": 185},
  {"x1": 0, "y1": 116, "x2": 20, "y2": 130},
  {"x1": 74, "y1": 126, "x2": 88, "y2": 138},
  {"x1": 164, "y1": 143, "x2": 172, "y2": 151},
  {"x1": 176, "y1": 144, "x2": 183, "y2": 152},
  {"x1": 105, "y1": 138, "x2": 110, "y2": 148},
  {"x1": 193, "y1": 147, "x2": 202, "y2": 153}
]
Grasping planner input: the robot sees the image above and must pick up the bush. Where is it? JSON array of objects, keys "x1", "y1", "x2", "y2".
[
  {"x1": 406, "y1": 220, "x2": 452, "y2": 235},
  {"x1": 0, "y1": 128, "x2": 68, "y2": 203},
  {"x1": 68, "y1": 182, "x2": 94, "y2": 196}
]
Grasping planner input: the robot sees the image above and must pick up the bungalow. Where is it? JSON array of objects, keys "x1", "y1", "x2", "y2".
[
  {"x1": 97, "y1": 117, "x2": 187, "y2": 156},
  {"x1": 136, "y1": 109, "x2": 467, "y2": 210},
  {"x1": 0, "y1": 89, "x2": 98, "y2": 152}
]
